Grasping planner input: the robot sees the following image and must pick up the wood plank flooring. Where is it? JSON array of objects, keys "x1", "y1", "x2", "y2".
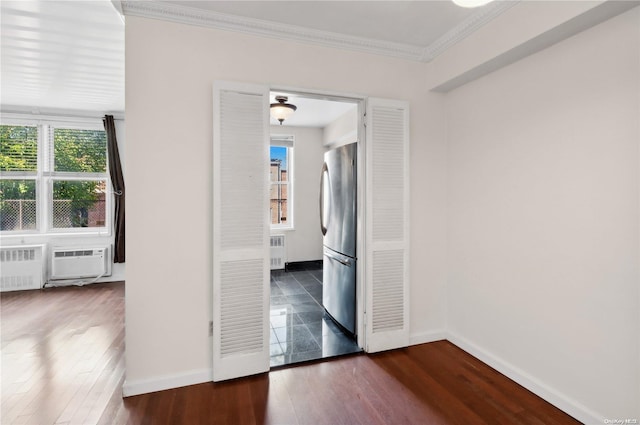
[
  {"x1": 1, "y1": 282, "x2": 582, "y2": 425},
  {"x1": 1, "y1": 281, "x2": 125, "y2": 425}
]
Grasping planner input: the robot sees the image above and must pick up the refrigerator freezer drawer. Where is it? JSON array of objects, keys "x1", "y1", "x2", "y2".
[{"x1": 323, "y1": 247, "x2": 356, "y2": 335}]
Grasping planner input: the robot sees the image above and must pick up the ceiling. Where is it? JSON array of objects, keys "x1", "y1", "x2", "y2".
[
  {"x1": 160, "y1": 1, "x2": 478, "y2": 48},
  {"x1": 124, "y1": 0, "x2": 514, "y2": 62},
  {"x1": 0, "y1": 0, "x2": 125, "y2": 116},
  {"x1": 0, "y1": 0, "x2": 514, "y2": 123}
]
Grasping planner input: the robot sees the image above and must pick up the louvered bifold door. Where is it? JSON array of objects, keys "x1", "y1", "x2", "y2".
[
  {"x1": 212, "y1": 82, "x2": 270, "y2": 381},
  {"x1": 364, "y1": 98, "x2": 410, "y2": 353}
]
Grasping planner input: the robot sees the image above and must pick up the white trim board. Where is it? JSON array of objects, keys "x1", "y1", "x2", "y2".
[
  {"x1": 409, "y1": 330, "x2": 447, "y2": 346},
  {"x1": 121, "y1": 332, "x2": 603, "y2": 423},
  {"x1": 122, "y1": 369, "x2": 212, "y2": 397},
  {"x1": 1, "y1": 106, "x2": 125, "y2": 121},
  {"x1": 446, "y1": 333, "x2": 603, "y2": 425},
  {"x1": 119, "y1": 0, "x2": 516, "y2": 63}
]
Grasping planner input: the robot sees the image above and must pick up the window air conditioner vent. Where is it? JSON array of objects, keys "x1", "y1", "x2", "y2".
[
  {"x1": 50, "y1": 247, "x2": 111, "y2": 280},
  {"x1": 54, "y1": 250, "x2": 96, "y2": 258}
]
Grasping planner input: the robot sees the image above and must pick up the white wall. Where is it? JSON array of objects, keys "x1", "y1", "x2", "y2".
[
  {"x1": 124, "y1": 5, "x2": 638, "y2": 419},
  {"x1": 125, "y1": 16, "x2": 448, "y2": 390},
  {"x1": 446, "y1": 8, "x2": 639, "y2": 421},
  {"x1": 428, "y1": 0, "x2": 633, "y2": 92},
  {"x1": 270, "y1": 125, "x2": 324, "y2": 263},
  {"x1": 323, "y1": 107, "x2": 357, "y2": 148}
]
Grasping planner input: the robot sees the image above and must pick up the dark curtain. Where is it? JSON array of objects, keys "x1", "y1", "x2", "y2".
[{"x1": 103, "y1": 115, "x2": 125, "y2": 263}]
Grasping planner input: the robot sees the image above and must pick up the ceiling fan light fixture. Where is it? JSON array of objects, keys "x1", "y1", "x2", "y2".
[
  {"x1": 270, "y1": 96, "x2": 297, "y2": 125},
  {"x1": 451, "y1": 0, "x2": 494, "y2": 7}
]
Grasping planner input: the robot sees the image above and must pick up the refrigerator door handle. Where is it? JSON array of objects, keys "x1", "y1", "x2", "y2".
[
  {"x1": 319, "y1": 162, "x2": 329, "y2": 236},
  {"x1": 324, "y1": 250, "x2": 352, "y2": 267}
]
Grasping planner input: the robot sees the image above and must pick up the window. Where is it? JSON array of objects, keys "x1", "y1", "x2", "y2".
[
  {"x1": 0, "y1": 126, "x2": 38, "y2": 231},
  {"x1": 270, "y1": 136, "x2": 293, "y2": 229},
  {"x1": 0, "y1": 122, "x2": 109, "y2": 233}
]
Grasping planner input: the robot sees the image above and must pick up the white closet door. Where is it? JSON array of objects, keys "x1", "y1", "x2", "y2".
[
  {"x1": 364, "y1": 98, "x2": 410, "y2": 353},
  {"x1": 212, "y1": 82, "x2": 270, "y2": 381}
]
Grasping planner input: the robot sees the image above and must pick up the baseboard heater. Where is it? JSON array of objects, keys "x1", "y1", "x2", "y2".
[
  {"x1": 0, "y1": 245, "x2": 45, "y2": 292},
  {"x1": 50, "y1": 246, "x2": 111, "y2": 280},
  {"x1": 270, "y1": 235, "x2": 285, "y2": 270}
]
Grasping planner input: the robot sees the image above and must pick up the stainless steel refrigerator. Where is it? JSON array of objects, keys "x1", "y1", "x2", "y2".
[{"x1": 320, "y1": 142, "x2": 357, "y2": 336}]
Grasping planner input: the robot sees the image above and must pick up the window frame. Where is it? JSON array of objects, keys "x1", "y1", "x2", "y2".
[
  {"x1": 270, "y1": 135, "x2": 294, "y2": 231},
  {"x1": 0, "y1": 118, "x2": 111, "y2": 236},
  {"x1": 0, "y1": 122, "x2": 41, "y2": 233}
]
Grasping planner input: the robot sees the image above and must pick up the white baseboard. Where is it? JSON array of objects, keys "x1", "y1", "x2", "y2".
[
  {"x1": 122, "y1": 368, "x2": 212, "y2": 397},
  {"x1": 409, "y1": 330, "x2": 447, "y2": 346},
  {"x1": 122, "y1": 331, "x2": 605, "y2": 425},
  {"x1": 446, "y1": 332, "x2": 604, "y2": 425},
  {"x1": 122, "y1": 333, "x2": 448, "y2": 397}
]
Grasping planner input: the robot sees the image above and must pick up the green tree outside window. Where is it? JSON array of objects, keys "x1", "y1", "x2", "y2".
[{"x1": 0, "y1": 125, "x2": 107, "y2": 230}]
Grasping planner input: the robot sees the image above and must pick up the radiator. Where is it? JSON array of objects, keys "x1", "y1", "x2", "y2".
[
  {"x1": 270, "y1": 235, "x2": 285, "y2": 270},
  {"x1": 0, "y1": 245, "x2": 45, "y2": 292},
  {"x1": 50, "y1": 246, "x2": 111, "y2": 280}
]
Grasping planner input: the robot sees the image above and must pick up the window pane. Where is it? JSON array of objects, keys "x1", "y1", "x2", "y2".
[
  {"x1": 52, "y1": 180, "x2": 106, "y2": 228},
  {"x1": 54, "y1": 128, "x2": 107, "y2": 173},
  {"x1": 270, "y1": 183, "x2": 288, "y2": 225},
  {"x1": 0, "y1": 179, "x2": 37, "y2": 231},
  {"x1": 0, "y1": 125, "x2": 38, "y2": 172},
  {"x1": 270, "y1": 146, "x2": 288, "y2": 182}
]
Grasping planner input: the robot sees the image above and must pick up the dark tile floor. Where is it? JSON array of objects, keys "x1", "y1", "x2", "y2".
[{"x1": 270, "y1": 265, "x2": 361, "y2": 367}]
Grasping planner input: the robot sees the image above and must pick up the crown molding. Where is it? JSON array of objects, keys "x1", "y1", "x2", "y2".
[
  {"x1": 121, "y1": 1, "x2": 423, "y2": 61},
  {"x1": 121, "y1": 1, "x2": 517, "y2": 63},
  {"x1": 422, "y1": 0, "x2": 519, "y2": 62}
]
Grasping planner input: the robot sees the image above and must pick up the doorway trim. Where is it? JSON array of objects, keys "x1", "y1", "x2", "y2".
[
  {"x1": 269, "y1": 86, "x2": 367, "y2": 349},
  {"x1": 213, "y1": 82, "x2": 411, "y2": 381}
]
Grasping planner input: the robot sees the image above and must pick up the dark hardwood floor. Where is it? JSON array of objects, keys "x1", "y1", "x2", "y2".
[{"x1": 1, "y1": 282, "x2": 582, "y2": 425}]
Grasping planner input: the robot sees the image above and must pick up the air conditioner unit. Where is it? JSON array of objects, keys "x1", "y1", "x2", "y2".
[
  {"x1": 0, "y1": 245, "x2": 45, "y2": 292},
  {"x1": 270, "y1": 235, "x2": 285, "y2": 270},
  {"x1": 50, "y1": 247, "x2": 111, "y2": 280}
]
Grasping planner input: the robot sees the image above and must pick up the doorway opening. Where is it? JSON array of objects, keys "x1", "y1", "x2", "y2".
[
  {"x1": 268, "y1": 90, "x2": 362, "y2": 367},
  {"x1": 212, "y1": 81, "x2": 410, "y2": 382}
]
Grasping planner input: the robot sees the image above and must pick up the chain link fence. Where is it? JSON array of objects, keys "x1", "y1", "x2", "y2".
[
  {"x1": 0, "y1": 199, "x2": 106, "y2": 230},
  {"x1": 53, "y1": 199, "x2": 106, "y2": 228},
  {"x1": 0, "y1": 200, "x2": 37, "y2": 231}
]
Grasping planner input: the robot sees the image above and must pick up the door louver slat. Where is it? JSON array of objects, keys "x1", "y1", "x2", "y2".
[
  {"x1": 372, "y1": 250, "x2": 404, "y2": 332},
  {"x1": 366, "y1": 98, "x2": 410, "y2": 353},
  {"x1": 371, "y1": 108, "x2": 405, "y2": 242},
  {"x1": 213, "y1": 83, "x2": 270, "y2": 381},
  {"x1": 220, "y1": 91, "x2": 266, "y2": 251}
]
